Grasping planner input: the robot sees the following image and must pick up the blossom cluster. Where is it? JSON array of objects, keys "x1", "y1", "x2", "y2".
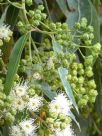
[{"x1": 8, "y1": 82, "x2": 74, "y2": 136}]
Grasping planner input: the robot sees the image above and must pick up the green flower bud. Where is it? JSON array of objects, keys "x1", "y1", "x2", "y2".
[
  {"x1": 0, "y1": 100, "x2": 4, "y2": 108},
  {"x1": 71, "y1": 83, "x2": 76, "y2": 90},
  {"x1": 22, "y1": 95, "x2": 29, "y2": 101},
  {"x1": 71, "y1": 62, "x2": 78, "y2": 70},
  {"x1": 56, "y1": 22, "x2": 62, "y2": 28},
  {"x1": 78, "y1": 77, "x2": 84, "y2": 84},
  {"x1": 5, "y1": 112, "x2": 15, "y2": 124},
  {"x1": 74, "y1": 22, "x2": 80, "y2": 29},
  {"x1": 71, "y1": 70, "x2": 77, "y2": 76},
  {"x1": 38, "y1": 5, "x2": 44, "y2": 11},
  {"x1": 85, "y1": 69, "x2": 93, "y2": 77},
  {"x1": 89, "y1": 33, "x2": 94, "y2": 39},
  {"x1": 28, "y1": 10, "x2": 35, "y2": 17},
  {"x1": 25, "y1": 0, "x2": 32, "y2": 6},
  {"x1": 17, "y1": 21, "x2": 24, "y2": 27},
  {"x1": 46, "y1": 118, "x2": 54, "y2": 124},
  {"x1": 41, "y1": 13, "x2": 47, "y2": 20},
  {"x1": 38, "y1": 128, "x2": 44, "y2": 136},
  {"x1": 84, "y1": 55, "x2": 93, "y2": 66},
  {"x1": 28, "y1": 88, "x2": 35, "y2": 96},
  {"x1": 89, "y1": 89, "x2": 98, "y2": 97},
  {"x1": 10, "y1": 108, "x2": 17, "y2": 116},
  {"x1": 85, "y1": 40, "x2": 92, "y2": 46},
  {"x1": 6, "y1": 95, "x2": 13, "y2": 103},
  {"x1": 4, "y1": 37, "x2": 10, "y2": 42},
  {"x1": 92, "y1": 43, "x2": 101, "y2": 55},
  {"x1": 33, "y1": 20, "x2": 40, "y2": 26},
  {"x1": 0, "y1": 92, "x2": 6, "y2": 100},
  {"x1": 0, "y1": 39, "x2": 3, "y2": 46},
  {"x1": 88, "y1": 80, "x2": 96, "y2": 89},
  {"x1": 58, "y1": 113, "x2": 65, "y2": 120},
  {"x1": 89, "y1": 96, "x2": 96, "y2": 103},
  {"x1": 77, "y1": 63, "x2": 83, "y2": 69},
  {"x1": 67, "y1": 74, "x2": 72, "y2": 81},
  {"x1": 78, "y1": 99, "x2": 88, "y2": 107},
  {"x1": 60, "y1": 122, "x2": 67, "y2": 130},
  {"x1": 49, "y1": 112, "x2": 57, "y2": 118},
  {"x1": 62, "y1": 23, "x2": 68, "y2": 29},
  {"x1": 64, "y1": 116, "x2": 72, "y2": 124},
  {"x1": 82, "y1": 33, "x2": 89, "y2": 40},
  {"x1": 53, "y1": 121, "x2": 61, "y2": 128},
  {"x1": 34, "y1": 13, "x2": 41, "y2": 20},
  {"x1": 80, "y1": 17, "x2": 87, "y2": 28},
  {"x1": 87, "y1": 26, "x2": 94, "y2": 32},
  {"x1": 72, "y1": 76, "x2": 78, "y2": 83},
  {"x1": 4, "y1": 102, "x2": 11, "y2": 108},
  {"x1": 78, "y1": 69, "x2": 84, "y2": 75},
  {"x1": 80, "y1": 87, "x2": 86, "y2": 94}
]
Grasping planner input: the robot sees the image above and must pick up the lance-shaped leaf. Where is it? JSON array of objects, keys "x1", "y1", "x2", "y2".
[
  {"x1": 4, "y1": 34, "x2": 28, "y2": 95},
  {"x1": 0, "y1": 6, "x2": 9, "y2": 26},
  {"x1": 58, "y1": 66, "x2": 79, "y2": 113},
  {"x1": 68, "y1": 111, "x2": 80, "y2": 130}
]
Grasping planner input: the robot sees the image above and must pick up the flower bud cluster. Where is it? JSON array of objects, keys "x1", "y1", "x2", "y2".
[
  {"x1": 17, "y1": 5, "x2": 47, "y2": 34},
  {"x1": 0, "y1": 80, "x2": 16, "y2": 126}
]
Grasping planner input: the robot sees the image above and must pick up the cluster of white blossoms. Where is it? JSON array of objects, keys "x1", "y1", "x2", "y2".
[
  {"x1": 11, "y1": 82, "x2": 43, "y2": 112},
  {"x1": 10, "y1": 119, "x2": 37, "y2": 136},
  {"x1": 49, "y1": 93, "x2": 72, "y2": 115},
  {"x1": 48, "y1": 93, "x2": 74, "y2": 136},
  {"x1": 0, "y1": 24, "x2": 12, "y2": 42},
  {"x1": 9, "y1": 82, "x2": 74, "y2": 136},
  {"x1": 55, "y1": 124, "x2": 75, "y2": 136}
]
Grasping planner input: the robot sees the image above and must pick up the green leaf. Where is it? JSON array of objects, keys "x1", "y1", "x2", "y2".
[
  {"x1": 56, "y1": 0, "x2": 69, "y2": 18},
  {"x1": 52, "y1": 39, "x2": 63, "y2": 55},
  {"x1": 68, "y1": 111, "x2": 80, "y2": 130},
  {"x1": 40, "y1": 82, "x2": 57, "y2": 100},
  {"x1": 0, "y1": 6, "x2": 9, "y2": 26},
  {"x1": 58, "y1": 66, "x2": 79, "y2": 113},
  {"x1": 4, "y1": 34, "x2": 28, "y2": 95},
  {"x1": 66, "y1": 0, "x2": 80, "y2": 28}
]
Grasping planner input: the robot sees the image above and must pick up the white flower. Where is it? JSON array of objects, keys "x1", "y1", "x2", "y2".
[
  {"x1": 47, "y1": 57, "x2": 54, "y2": 69},
  {"x1": 10, "y1": 125, "x2": 24, "y2": 136},
  {"x1": 27, "y1": 95, "x2": 43, "y2": 112},
  {"x1": 49, "y1": 93, "x2": 72, "y2": 115},
  {"x1": 13, "y1": 97, "x2": 27, "y2": 111},
  {"x1": 55, "y1": 124, "x2": 75, "y2": 136},
  {"x1": 0, "y1": 24, "x2": 12, "y2": 40},
  {"x1": 13, "y1": 82, "x2": 28, "y2": 97},
  {"x1": 33, "y1": 72, "x2": 42, "y2": 80},
  {"x1": 19, "y1": 119, "x2": 37, "y2": 136}
]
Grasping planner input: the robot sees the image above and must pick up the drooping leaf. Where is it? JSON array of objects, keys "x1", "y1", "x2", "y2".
[
  {"x1": 40, "y1": 82, "x2": 57, "y2": 100},
  {"x1": 58, "y1": 66, "x2": 79, "y2": 113},
  {"x1": 0, "y1": 6, "x2": 9, "y2": 26},
  {"x1": 68, "y1": 111, "x2": 80, "y2": 130},
  {"x1": 4, "y1": 34, "x2": 28, "y2": 95}
]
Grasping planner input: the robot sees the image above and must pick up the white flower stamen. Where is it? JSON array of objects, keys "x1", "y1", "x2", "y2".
[
  {"x1": 27, "y1": 95, "x2": 43, "y2": 112},
  {"x1": 19, "y1": 119, "x2": 37, "y2": 136}
]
